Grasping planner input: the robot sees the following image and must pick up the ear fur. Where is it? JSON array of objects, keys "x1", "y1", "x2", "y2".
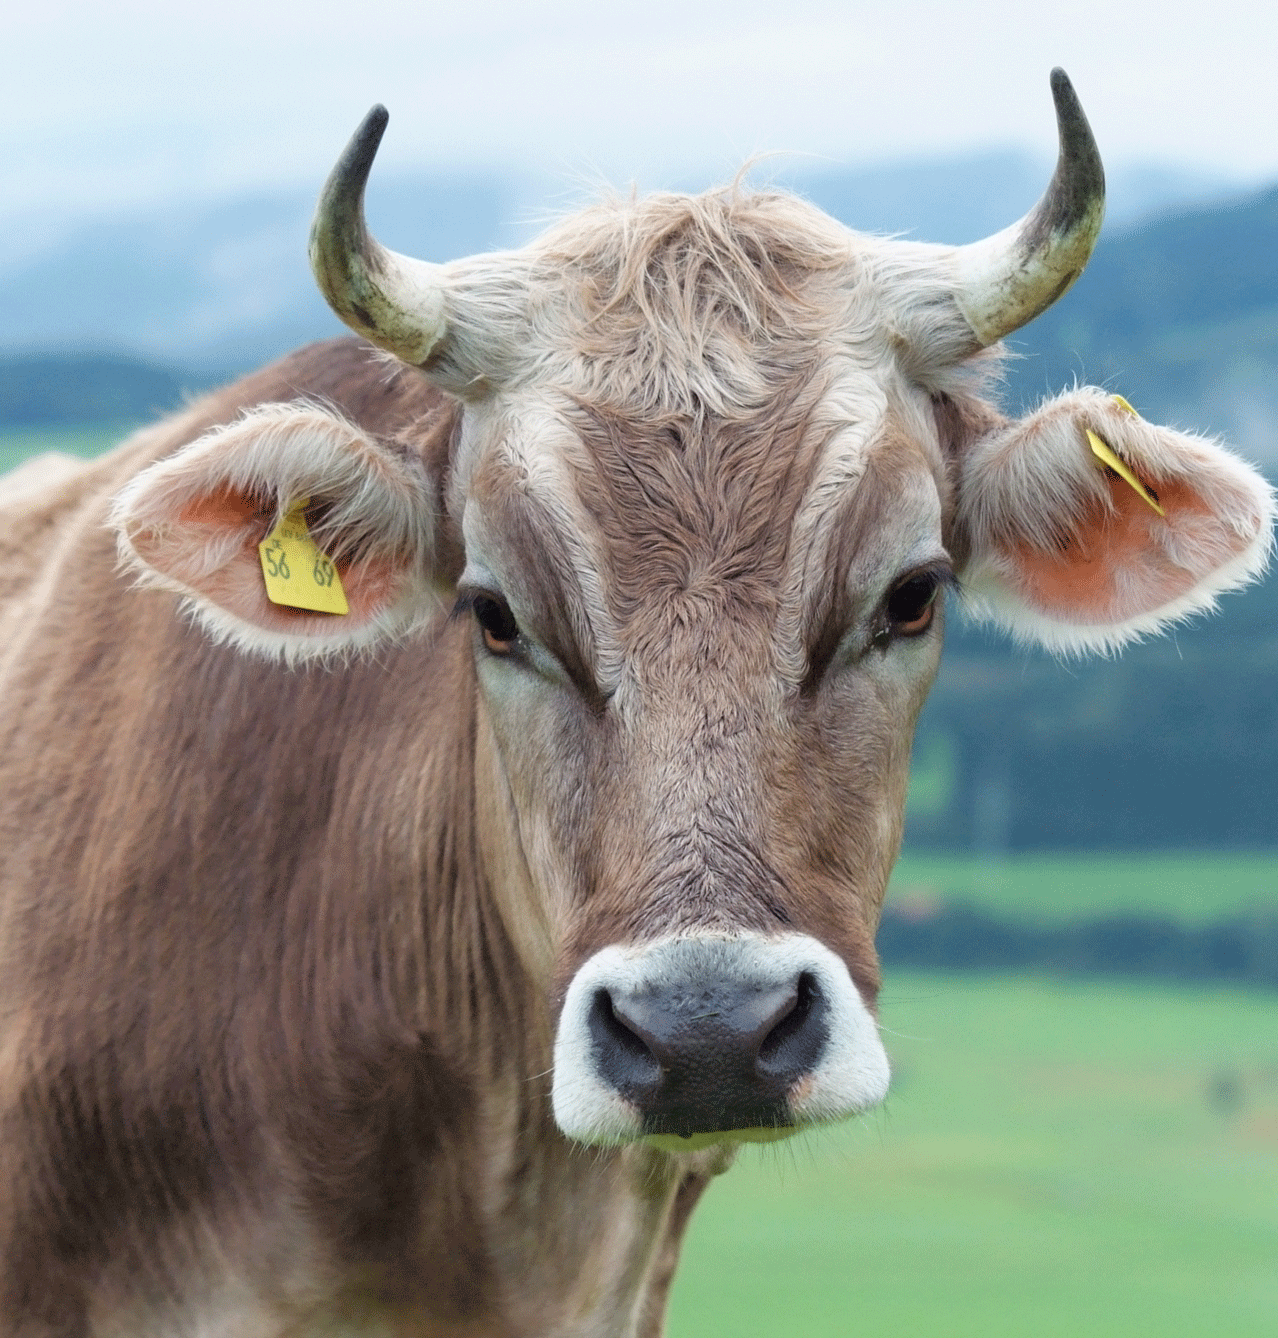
[
  {"x1": 112, "y1": 402, "x2": 448, "y2": 661},
  {"x1": 957, "y1": 387, "x2": 1275, "y2": 653}
]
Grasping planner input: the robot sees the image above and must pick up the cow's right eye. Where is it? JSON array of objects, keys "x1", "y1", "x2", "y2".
[{"x1": 472, "y1": 594, "x2": 520, "y2": 655}]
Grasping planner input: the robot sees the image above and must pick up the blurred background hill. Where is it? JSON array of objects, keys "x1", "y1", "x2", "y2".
[
  {"x1": 0, "y1": 150, "x2": 1249, "y2": 384},
  {"x1": 0, "y1": 172, "x2": 521, "y2": 379}
]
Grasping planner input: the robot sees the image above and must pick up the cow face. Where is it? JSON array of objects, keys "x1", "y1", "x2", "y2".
[
  {"x1": 113, "y1": 81, "x2": 1274, "y2": 1152},
  {"x1": 450, "y1": 364, "x2": 947, "y2": 1144}
]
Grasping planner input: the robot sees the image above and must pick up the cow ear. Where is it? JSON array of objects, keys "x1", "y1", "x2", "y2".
[
  {"x1": 112, "y1": 402, "x2": 459, "y2": 660},
  {"x1": 955, "y1": 388, "x2": 1275, "y2": 653}
]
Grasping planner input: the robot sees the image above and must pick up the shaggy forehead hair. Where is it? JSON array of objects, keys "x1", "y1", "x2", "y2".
[
  {"x1": 449, "y1": 186, "x2": 994, "y2": 691},
  {"x1": 522, "y1": 186, "x2": 887, "y2": 419}
]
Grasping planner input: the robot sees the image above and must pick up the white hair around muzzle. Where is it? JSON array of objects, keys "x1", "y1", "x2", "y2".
[{"x1": 552, "y1": 933, "x2": 890, "y2": 1150}]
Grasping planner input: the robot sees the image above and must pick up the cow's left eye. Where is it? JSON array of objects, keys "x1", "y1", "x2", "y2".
[
  {"x1": 473, "y1": 594, "x2": 520, "y2": 655},
  {"x1": 886, "y1": 572, "x2": 941, "y2": 637}
]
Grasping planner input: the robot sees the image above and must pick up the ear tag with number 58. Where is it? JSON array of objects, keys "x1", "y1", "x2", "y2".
[{"x1": 258, "y1": 498, "x2": 349, "y2": 615}]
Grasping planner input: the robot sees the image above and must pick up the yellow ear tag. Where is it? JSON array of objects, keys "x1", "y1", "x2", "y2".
[
  {"x1": 257, "y1": 498, "x2": 349, "y2": 615},
  {"x1": 1111, "y1": 394, "x2": 1140, "y2": 418},
  {"x1": 1085, "y1": 430, "x2": 1165, "y2": 517}
]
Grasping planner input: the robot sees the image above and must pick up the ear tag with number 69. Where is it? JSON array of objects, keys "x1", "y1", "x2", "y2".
[{"x1": 258, "y1": 498, "x2": 349, "y2": 615}]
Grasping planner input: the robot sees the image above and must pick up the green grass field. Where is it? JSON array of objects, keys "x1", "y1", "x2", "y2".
[
  {"x1": 669, "y1": 970, "x2": 1278, "y2": 1338},
  {"x1": 0, "y1": 425, "x2": 129, "y2": 475},
  {"x1": 889, "y1": 851, "x2": 1278, "y2": 924}
]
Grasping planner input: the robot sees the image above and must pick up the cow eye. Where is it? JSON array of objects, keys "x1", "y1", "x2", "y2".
[
  {"x1": 886, "y1": 571, "x2": 942, "y2": 637},
  {"x1": 472, "y1": 593, "x2": 520, "y2": 655}
]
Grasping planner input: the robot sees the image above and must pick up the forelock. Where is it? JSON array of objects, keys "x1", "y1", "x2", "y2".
[{"x1": 526, "y1": 187, "x2": 864, "y2": 418}]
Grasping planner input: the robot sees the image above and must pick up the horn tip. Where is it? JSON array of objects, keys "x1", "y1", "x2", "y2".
[
  {"x1": 1048, "y1": 70, "x2": 1099, "y2": 160},
  {"x1": 1049, "y1": 68, "x2": 1083, "y2": 118},
  {"x1": 1046, "y1": 66, "x2": 1105, "y2": 208},
  {"x1": 350, "y1": 105, "x2": 390, "y2": 165}
]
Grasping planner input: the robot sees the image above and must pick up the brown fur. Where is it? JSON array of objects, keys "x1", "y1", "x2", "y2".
[
  {"x1": 525, "y1": 392, "x2": 920, "y2": 1000},
  {"x1": 0, "y1": 341, "x2": 746, "y2": 1336}
]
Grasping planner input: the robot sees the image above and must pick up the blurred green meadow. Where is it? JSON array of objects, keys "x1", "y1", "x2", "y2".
[
  {"x1": 0, "y1": 424, "x2": 126, "y2": 474},
  {"x1": 888, "y1": 851, "x2": 1278, "y2": 924},
  {"x1": 670, "y1": 969, "x2": 1278, "y2": 1338}
]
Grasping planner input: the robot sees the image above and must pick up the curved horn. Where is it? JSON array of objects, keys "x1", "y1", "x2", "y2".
[
  {"x1": 309, "y1": 106, "x2": 447, "y2": 366},
  {"x1": 952, "y1": 69, "x2": 1105, "y2": 346}
]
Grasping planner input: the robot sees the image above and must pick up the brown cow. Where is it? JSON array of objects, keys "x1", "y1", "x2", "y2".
[{"x1": 0, "y1": 71, "x2": 1271, "y2": 1335}]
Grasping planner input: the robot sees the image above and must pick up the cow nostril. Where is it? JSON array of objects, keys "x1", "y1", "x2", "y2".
[
  {"x1": 587, "y1": 988, "x2": 662, "y2": 1099},
  {"x1": 756, "y1": 972, "x2": 825, "y2": 1078},
  {"x1": 595, "y1": 989, "x2": 652, "y2": 1060}
]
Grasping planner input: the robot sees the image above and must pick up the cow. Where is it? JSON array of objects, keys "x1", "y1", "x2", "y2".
[{"x1": 0, "y1": 69, "x2": 1271, "y2": 1336}]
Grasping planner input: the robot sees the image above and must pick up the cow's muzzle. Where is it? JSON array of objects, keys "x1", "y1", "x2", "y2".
[{"x1": 551, "y1": 934, "x2": 890, "y2": 1149}]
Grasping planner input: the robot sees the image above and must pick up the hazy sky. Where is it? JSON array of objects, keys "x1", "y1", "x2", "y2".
[{"x1": 4, "y1": 0, "x2": 1278, "y2": 215}]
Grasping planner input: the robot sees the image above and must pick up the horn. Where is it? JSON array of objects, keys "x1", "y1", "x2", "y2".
[
  {"x1": 951, "y1": 68, "x2": 1105, "y2": 346},
  {"x1": 309, "y1": 106, "x2": 447, "y2": 366}
]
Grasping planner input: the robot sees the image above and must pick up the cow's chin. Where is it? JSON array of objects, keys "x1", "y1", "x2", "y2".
[
  {"x1": 642, "y1": 1126, "x2": 796, "y2": 1155},
  {"x1": 551, "y1": 933, "x2": 891, "y2": 1150}
]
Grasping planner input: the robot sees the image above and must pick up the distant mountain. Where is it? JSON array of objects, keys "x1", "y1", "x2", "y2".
[
  {"x1": 788, "y1": 153, "x2": 1241, "y2": 244},
  {"x1": 0, "y1": 151, "x2": 1248, "y2": 381},
  {"x1": 0, "y1": 352, "x2": 190, "y2": 427},
  {"x1": 0, "y1": 172, "x2": 522, "y2": 377},
  {"x1": 909, "y1": 569, "x2": 1278, "y2": 852}
]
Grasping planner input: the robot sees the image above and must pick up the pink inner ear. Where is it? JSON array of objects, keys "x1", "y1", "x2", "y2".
[
  {"x1": 137, "y1": 484, "x2": 408, "y2": 636},
  {"x1": 178, "y1": 486, "x2": 268, "y2": 530},
  {"x1": 1008, "y1": 474, "x2": 1229, "y2": 624},
  {"x1": 200, "y1": 552, "x2": 404, "y2": 634},
  {"x1": 130, "y1": 483, "x2": 268, "y2": 584}
]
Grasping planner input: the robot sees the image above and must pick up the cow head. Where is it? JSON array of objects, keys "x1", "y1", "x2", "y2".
[{"x1": 113, "y1": 72, "x2": 1274, "y2": 1152}]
